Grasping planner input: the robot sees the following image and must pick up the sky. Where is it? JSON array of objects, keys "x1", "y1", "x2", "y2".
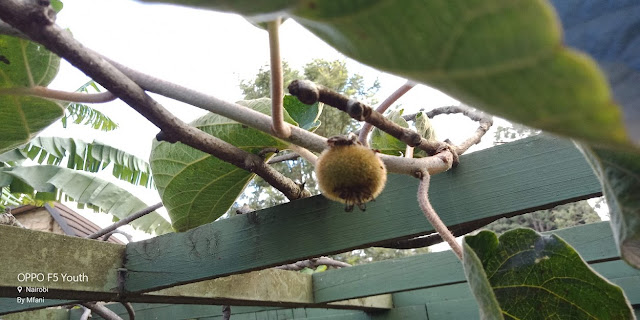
[{"x1": 35, "y1": 0, "x2": 605, "y2": 244}]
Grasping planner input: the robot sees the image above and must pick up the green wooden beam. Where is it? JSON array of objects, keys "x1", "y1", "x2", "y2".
[
  {"x1": 139, "y1": 269, "x2": 392, "y2": 310},
  {"x1": 15, "y1": 223, "x2": 636, "y2": 319},
  {"x1": 312, "y1": 222, "x2": 623, "y2": 303},
  {"x1": 390, "y1": 259, "x2": 640, "y2": 320},
  {"x1": 67, "y1": 303, "x2": 290, "y2": 320},
  {"x1": 125, "y1": 136, "x2": 602, "y2": 293},
  {"x1": 66, "y1": 303, "x2": 428, "y2": 320},
  {"x1": 0, "y1": 227, "x2": 390, "y2": 315},
  {"x1": 0, "y1": 226, "x2": 390, "y2": 316}
]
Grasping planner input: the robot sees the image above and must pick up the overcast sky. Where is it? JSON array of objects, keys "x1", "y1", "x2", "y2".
[{"x1": 40, "y1": 0, "x2": 515, "y2": 241}]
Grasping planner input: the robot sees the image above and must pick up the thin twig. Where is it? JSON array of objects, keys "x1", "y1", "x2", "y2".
[
  {"x1": 267, "y1": 152, "x2": 300, "y2": 164},
  {"x1": 87, "y1": 202, "x2": 163, "y2": 239},
  {"x1": 79, "y1": 306, "x2": 91, "y2": 320},
  {"x1": 123, "y1": 302, "x2": 135, "y2": 320},
  {"x1": 0, "y1": 86, "x2": 116, "y2": 103},
  {"x1": 405, "y1": 145, "x2": 414, "y2": 158},
  {"x1": 268, "y1": 17, "x2": 291, "y2": 139},
  {"x1": 358, "y1": 80, "x2": 416, "y2": 146},
  {"x1": 102, "y1": 229, "x2": 134, "y2": 242},
  {"x1": 423, "y1": 106, "x2": 493, "y2": 154},
  {"x1": 288, "y1": 144, "x2": 318, "y2": 166},
  {"x1": 80, "y1": 302, "x2": 123, "y2": 320},
  {"x1": 416, "y1": 169, "x2": 463, "y2": 259},
  {"x1": 288, "y1": 80, "x2": 460, "y2": 164},
  {"x1": 276, "y1": 257, "x2": 351, "y2": 270},
  {"x1": 0, "y1": 1, "x2": 309, "y2": 202}
]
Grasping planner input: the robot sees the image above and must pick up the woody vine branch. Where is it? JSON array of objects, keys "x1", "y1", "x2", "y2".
[{"x1": 0, "y1": 1, "x2": 491, "y2": 259}]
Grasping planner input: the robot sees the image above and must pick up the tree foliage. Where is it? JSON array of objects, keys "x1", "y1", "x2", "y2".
[{"x1": 485, "y1": 200, "x2": 601, "y2": 234}]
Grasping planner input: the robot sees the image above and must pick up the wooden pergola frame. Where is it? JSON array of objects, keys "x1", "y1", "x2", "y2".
[{"x1": 1, "y1": 136, "x2": 639, "y2": 319}]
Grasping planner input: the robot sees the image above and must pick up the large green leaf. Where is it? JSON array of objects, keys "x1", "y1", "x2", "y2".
[
  {"x1": 0, "y1": 165, "x2": 171, "y2": 235},
  {"x1": 0, "y1": 35, "x2": 64, "y2": 154},
  {"x1": 580, "y1": 145, "x2": 640, "y2": 269},
  {"x1": 463, "y1": 229, "x2": 634, "y2": 319},
  {"x1": 0, "y1": 136, "x2": 154, "y2": 189},
  {"x1": 149, "y1": 98, "x2": 289, "y2": 232},
  {"x1": 370, "y1": 109, "x2": 409, "y2": 156},
  {"x1": 140, "y1": 0, "x2": 632, "y2": 149}
]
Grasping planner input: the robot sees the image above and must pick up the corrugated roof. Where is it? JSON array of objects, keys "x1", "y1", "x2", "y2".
[{"x1": 11, "y1": 203, "x2": 125, "y2": 244}]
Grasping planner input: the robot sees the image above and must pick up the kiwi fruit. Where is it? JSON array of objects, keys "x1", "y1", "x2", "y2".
[{"x1": 315, "y1": 134, "x2": 387, "y2": 211}]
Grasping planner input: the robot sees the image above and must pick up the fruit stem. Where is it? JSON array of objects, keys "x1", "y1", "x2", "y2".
[
  {"x1": 417, "y1": 169, "x2": 463, "y2": 260},
  {"x1": 268, "y1": 17, "x2": 291, "y2": 139}
]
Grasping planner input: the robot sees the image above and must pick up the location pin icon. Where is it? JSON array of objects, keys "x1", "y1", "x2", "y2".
[{"x1": 17, "y1": 286, "x2": 22, "y2": 293}]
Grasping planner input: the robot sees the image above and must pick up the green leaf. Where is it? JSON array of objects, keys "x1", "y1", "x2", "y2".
[
  {"x1": 137, "y1": 0, "x2": 293, "y2": 20},
  {"x1": 64, "y1": 102, "x2": 118, "y2": 131},
  {"x1": 579, "y1": 144, "x2": 640, "y2": 269},
  {"x1": 144, "y1": 0, "x2": 632, "y2": 148},
  {"x1": 463, "y1": 229, "x2": 634, "y2": 319},
  {"x1": 0, "y1": 137, "x2": 154, "y2": 189},
  {"x1": 149, "y1": 98, "x2": 288, "y2": 232},
  {"x1": 283, "y1": 95, "x2": 322, "y2": 131},
  {"x1": 370, "y1": 109, "x2": 409, "y2": 156},
  {"x1": 1, "y1": 187, "x2": 22, "y2": 208},
  {"x1": 314, "y1": 264, "x2": 328, "y2": 273},
  {"x1": 414, "y1": 112, "x2": 436, "y2": 141},
  {"x1": 50, "y1": 0, "x2": 63, "y2": 12},
  {"x1": 0, "y1": 35, "x2": 63, "y2": 153},
  {"x1": 0, "y1": 165, "x2": 171, "y2": 235},
  {"x1": 62, "y1": 80, "x2": 119, "y2": 132},
  {"x1": 412, "y1": 112, "x2": 437, "y2": 158},
  {"x1": 299, "y1": 267, "x2": 314, "y2": 275}
]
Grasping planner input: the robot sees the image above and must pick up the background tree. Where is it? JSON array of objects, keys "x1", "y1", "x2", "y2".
[{"x1": 485, "y1": 201, "x2": 601, "y2": 234}]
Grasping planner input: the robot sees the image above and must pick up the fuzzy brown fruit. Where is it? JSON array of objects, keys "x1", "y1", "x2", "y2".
[{"x1": 315, "y1": 134, "x2": 387, "y2": 212}]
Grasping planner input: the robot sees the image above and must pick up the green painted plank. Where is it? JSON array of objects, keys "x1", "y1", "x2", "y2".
[
  {"x1": 313, "y1": 222, "x2": 617, "y2": 303},
  {"x1": 293, "y1": 308, "x2": 307, "y2": 318},
  {"x1": 303, "y1": 311, "x2": 369, "y2": 320},
  {"x1": 370, "y1": 305, "x2": 427, "y2": 320},
  {"x1": 592, "y1": 260, "x2": 640, "y2": 304},
  {"x1": 303, "y1": 308, "x2": 368, "y2": 318},
  {"x1": 68, "y1": 303, "x2": 284, "y2": 320},
  {"x1": 125, "y1": 136, "x2": 601, "y2": 293},
  {"x1": 389, "y1": 259, "x2": 640, "y2": 320}
]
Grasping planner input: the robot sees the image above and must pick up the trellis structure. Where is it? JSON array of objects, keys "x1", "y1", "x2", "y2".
[{"x1": 1, "y1": 136, "x2": 639, "y2": 319}]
